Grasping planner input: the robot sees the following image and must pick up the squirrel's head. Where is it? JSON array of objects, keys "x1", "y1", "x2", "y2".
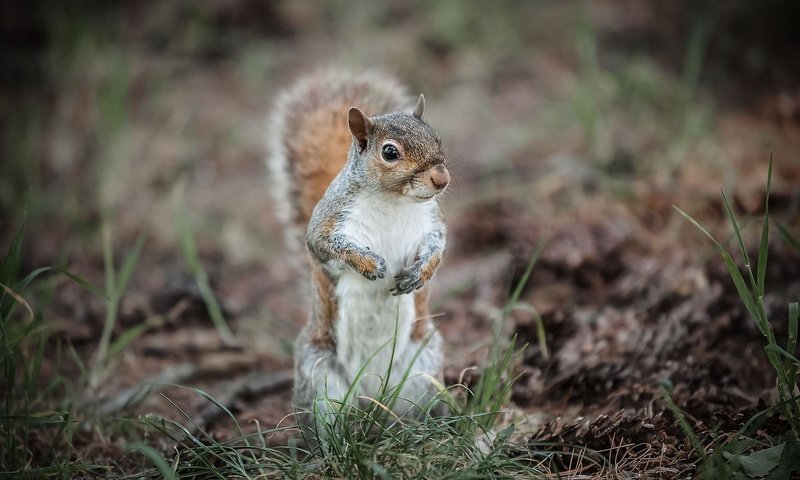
[{"x1": 348, "y1": 94, "x2": 450, "y2": 203}]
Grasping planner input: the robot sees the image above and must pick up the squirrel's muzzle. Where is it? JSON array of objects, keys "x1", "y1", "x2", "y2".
[{"x1": 430, "y1": 165, "x2": 450, "y2": 192}]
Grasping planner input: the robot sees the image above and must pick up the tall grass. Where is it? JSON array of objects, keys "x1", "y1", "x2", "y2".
[
  {"x1": 573, "y1": 6, "x2": 601, "y2": 163},
  {"x1": 1, "y1": 207, "x2": 152, "y2": 476},
  {"x1": 467, "y1": 239, "x2": 545, "y2": 431},
  {"x1": 131, "y1": 243, "x2": 568, "y2": 479},
  {"x1": 675, "y1": 156, "x2": 800, "y2": 437},
  {"x1": 172, "y1": 180, "x2": 236, "y2": 346},
  {"x1": 89, "y1": 226, "x2": 146, "y2": 390},
  {"x1": 570, "y1": 4, "x2": 712, "y2": 175},
  {"x1": 675, "y1": 156, "x2": 800, "y2": 476},
  {"x1": 0, "y1": 217, "x2": 104, "y2": 476}
]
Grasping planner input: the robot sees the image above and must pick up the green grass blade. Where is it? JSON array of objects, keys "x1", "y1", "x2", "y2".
[
  {"x1": 47, "y1": 268, "x2": 107, "y2": 300},
  {"x1": 193, "y1": 267, "x2": 234, "y2": 344},
  {"x1": 488, "y1": 340, "x2": 523, "y2": 420},
  {"x1": 6, "y1": 265, "x2": 107, "y2": 313},
  {"x1": 173, "y1": 183, "x2": 235, "y2": 346},
  {"x1": 788, "y1": 302, "x2": 799, "y2": 389},
  {"x1": 107, "y1": 323, "x2": 151, "y2": 360},
  {"x1": 116, "y1": 233, "x2": 146, "y2": 298},
  {"x1": 677, "y1": 199, "x2": 768, "y2": 337},
  {"x1": 13, "y1": 267, "x2": 56, "y2": 293},
  {"x1": 777, "y1": 222, "x2": 800, "y2": 252},
  {"x1": 0, "y1": 214, "x2": 25, "y2": 284},
  {"x1": 102, "y1": 221, "x2": 116, "y2": 297},
  {"x1": 0, "y1": 215, "x2": 26, "y2": 318},
  {"x1": 721, "y1": 190, "x2": 758, "y2": 291},
  {"x1": 756, "y1": 155, "x2": 772, "y2": 297},
  {"x1": 512, "y1": 303, "x2": 549, "y2": 359},
  {"x1": 127, "y1": 442, "x2": 178, "y2": 480},
  {"x1": 720, "y1": 250, "x2": 763, "y2": 334},
  {"x1": 660, "y1": 384, "x2": 704, "y2": 458},
  {"x1": 93, "y1": 233, "x2": 145, "y2": 383},
  {"x1": 0, "y1": 412, "x2": 68, "y2": 424},
  {"x1": 790, "y1": 303, "x2": 799, "y2": 357},
  {"x1": 533, "y1": 311, "x2": 549, "y2": 359},
  {"x1": 673, "y1": 206, "x2": 725, "y2": 250},
  {"x1": 503, "y1": 240, "x2": 545, "y2": 320},
  {"x1": 192, "y1": 387, "x2": 247, "y2": 441},
  {"x1": 764, "y1": 343, "x2": 800, "y2": 367},
  {"x1": 68, "y1": 343, "x2": 89, "y2": 381},
  {"x1": 156, "y1": 395, "x2": 230, "y2": 470}
]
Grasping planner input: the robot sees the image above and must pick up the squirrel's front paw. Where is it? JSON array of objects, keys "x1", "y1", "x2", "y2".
[
  {"x1": 355, "y1": 252, "x2": 387, "y2": 281},
  {"x1": 390, "y1": 266, "x2": 424, "y2": 296}
]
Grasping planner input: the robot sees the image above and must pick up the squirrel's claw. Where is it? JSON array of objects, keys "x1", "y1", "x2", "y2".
[
  {"x1": 391, "y1": 268, "x2": 424, "y2": 295},
  {"x1": 391, "y1": 284, "x2": 418, "y2": 296}
]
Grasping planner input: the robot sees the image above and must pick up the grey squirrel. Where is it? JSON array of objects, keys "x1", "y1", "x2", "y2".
[{"x1": 267, "y1": 70, "x2": 450, "y2": 442}]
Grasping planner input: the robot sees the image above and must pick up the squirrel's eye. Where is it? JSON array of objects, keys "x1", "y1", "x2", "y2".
[{"x1": 381, "y1": 144, "x2": 400, "y2": 161}]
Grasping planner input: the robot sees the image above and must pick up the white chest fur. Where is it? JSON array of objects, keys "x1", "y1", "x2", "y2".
[{"x1": 333, "y1": 194, "x2": 437, "y2": 392}]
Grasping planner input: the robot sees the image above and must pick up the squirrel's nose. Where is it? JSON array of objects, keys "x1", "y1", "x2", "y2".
[{"x1": 430, "y1": 165, "x2": 450, "y2": 191}]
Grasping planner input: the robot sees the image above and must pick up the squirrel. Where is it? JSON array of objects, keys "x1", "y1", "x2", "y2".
[{"x1": 267, "y1": 70, "x2": 450, "y2": 442}]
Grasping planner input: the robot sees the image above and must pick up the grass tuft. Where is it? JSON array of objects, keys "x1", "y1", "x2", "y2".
[
  {"x1": 90, "y1": 226, "x2": 146, "y2": 390},
  {"x1": 172, "y1": 180, "x2": 236, "y2": 346},
  {"x1": 126, "y1": 240, "x2": 566, "y2": 479},
  {"x1": 1, "y1": 218, "x2": 106, "y2": 476},
  {"x1": 675, "y1": 154, "x2": 800, "y2": 476}
]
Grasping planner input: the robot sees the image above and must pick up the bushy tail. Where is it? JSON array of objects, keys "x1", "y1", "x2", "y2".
[{"x1": 267, "y1": 70, "x2": 410, "y2": 253}]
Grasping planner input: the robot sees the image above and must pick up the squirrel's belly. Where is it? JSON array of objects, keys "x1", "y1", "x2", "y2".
[{"x1": 334, "y1": 272, "x2": 416, "y2": 384}]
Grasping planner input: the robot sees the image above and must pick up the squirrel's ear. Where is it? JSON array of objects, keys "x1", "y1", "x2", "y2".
[
  {"x1": 412, "y1": 94, "x2": 425, "y2": 119},
  {"x1": 348, "y1": 107, "x2": 373, "y2": 152}
]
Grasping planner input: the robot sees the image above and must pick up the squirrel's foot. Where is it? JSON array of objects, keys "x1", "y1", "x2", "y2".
[{"x1": 391, "y1": 267, "x2": 424, "y2": 296}]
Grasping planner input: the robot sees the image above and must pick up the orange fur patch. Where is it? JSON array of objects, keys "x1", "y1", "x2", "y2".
[
  {"x1": 411, "y1": 287, "x2": 430, "y2": 342},
  {"x1": 343, "y1": 251, "x2": 377, "y2": 276},
  {"x1": 419, "y1": 251, "x2": 442, "y2": 283},
  {"x1": 308, "y1": 261, "x2": 338, "y2": 348},
  {"x1": 320, "y1": 216, "x2": 338, "y2": 237},
  {"x1": 289, "y1": 106, "x2": 352, "y2": 226}
]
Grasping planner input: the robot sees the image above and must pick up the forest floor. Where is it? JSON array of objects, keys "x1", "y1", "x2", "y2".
[{"x1": 2, "y1": 1, "x2": 800, "y2": 478}]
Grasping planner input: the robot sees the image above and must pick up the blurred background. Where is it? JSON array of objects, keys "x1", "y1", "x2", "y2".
[
  {"x1": 3, "y1": 1, "x2": 799, "y2": 239},
  {"x1": 1, "y1": 0, "x2": 799, "y2": 475}
]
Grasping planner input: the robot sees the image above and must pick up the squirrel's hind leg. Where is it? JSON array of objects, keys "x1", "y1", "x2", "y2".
[
  {"x1": 393, "y1": 331, "x2": 448, "y2": 418},
  {"x1": 293, "y1": 336, "x2": 350, "y2": 450}
]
